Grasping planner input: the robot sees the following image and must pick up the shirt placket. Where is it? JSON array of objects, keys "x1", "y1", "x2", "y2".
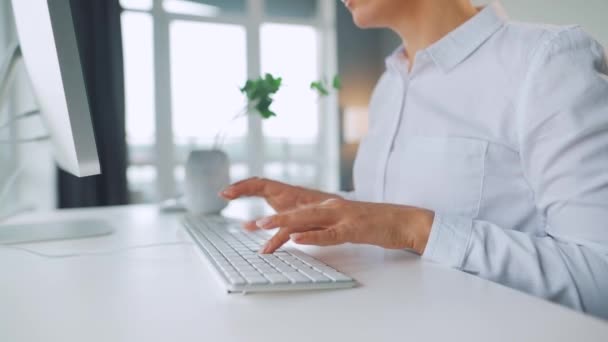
[{"x1": 374, "y1": 63, "x2": 410, "y2": 202}]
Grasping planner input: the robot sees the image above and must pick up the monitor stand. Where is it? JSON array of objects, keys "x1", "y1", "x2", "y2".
[
  {"x1": 1, "y1": 43, "x2": 114, "y2": 245},
  {"x1": 0, "y1": 220, "x2": 114, "y2": 245}
]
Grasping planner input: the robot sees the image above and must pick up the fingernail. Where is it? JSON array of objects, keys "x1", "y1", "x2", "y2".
[
  {"x1": 258, "y1": 242, "x2": 269, "y2": 254},
  {"x1": 290, "y1": 233, "x2": 302, "y2": 242},
  {"x1": 256, "y1": 217, "x2": 272, "y2": 228}
]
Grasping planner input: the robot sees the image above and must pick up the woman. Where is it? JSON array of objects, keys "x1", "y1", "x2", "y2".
[{"x1": 221, "y1": 0, "x2": 608, "y2": 318}]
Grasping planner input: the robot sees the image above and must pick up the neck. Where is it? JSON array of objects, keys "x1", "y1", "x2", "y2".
[{"x1": 390, "y1": 1, "x2": 478, "y2": 68}]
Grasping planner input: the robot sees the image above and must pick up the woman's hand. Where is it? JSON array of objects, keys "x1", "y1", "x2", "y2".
[
  {"x1": 219, "y1": 177, "x2": 340, "y2": 229},
  {"x1": 250, "y1": 198, "x2": 435, "y2": 255}
]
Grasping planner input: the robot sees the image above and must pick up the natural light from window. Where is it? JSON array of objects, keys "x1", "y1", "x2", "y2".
[
  {"x1": 121, "y1": 11, "x2": 156, "y2": 202},
  {"x1": 261, "y1": 23, "x2": 320, "y2": 186},
  {"x1": 120, "y1": 0, "x2": 333, "y2": 202},
  {"x1": 170, "y1": 21, "x2": 247, "y2": 146}
]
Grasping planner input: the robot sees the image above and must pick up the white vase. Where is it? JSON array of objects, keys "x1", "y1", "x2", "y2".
[{"x1": 184, "y1": 149, "x2": 230, "y2": 215}]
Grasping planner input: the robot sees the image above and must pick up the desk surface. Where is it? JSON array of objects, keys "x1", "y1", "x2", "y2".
[{"x1": 1, "y1": 201, "x2": 607, "y2": 342}]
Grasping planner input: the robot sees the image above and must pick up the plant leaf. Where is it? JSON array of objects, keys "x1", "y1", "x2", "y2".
[
  {"x1": 239, "y1": 73, "x2": 282, "y2": 119},
  {"x1": 332, "y1": 75, "x2": 342, "y2": 90},
  {"x1": 310, "y1": 81, "x2": 329, "y2": 96}
]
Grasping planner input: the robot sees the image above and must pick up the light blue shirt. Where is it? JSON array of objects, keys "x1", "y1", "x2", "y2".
[{"x1": 349, "y1": 2, "x2": 608, "y2": 318}]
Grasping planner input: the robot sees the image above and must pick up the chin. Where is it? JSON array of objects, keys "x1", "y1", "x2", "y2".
[
  {"x1": 349, "y1": 3, "x2": 389, "y2": 29},
  {"x1": 346, "y1": 0, "x2": 403, "y2": 29},
  {"x1": 351, "y1": 11, "x2": 378, "y2": 28},
  {"x1": 352, "y1": 14, "x2": 370, "y2": 28}
]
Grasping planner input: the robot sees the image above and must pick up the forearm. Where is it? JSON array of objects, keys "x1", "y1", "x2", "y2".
[{"x1": 422, "y1": 214, "x2": 608, "y2": 318}]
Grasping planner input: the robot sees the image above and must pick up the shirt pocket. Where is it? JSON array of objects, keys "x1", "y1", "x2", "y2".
[{"x1": 385, "y1": 136, "x2": 488, "y2": 217}]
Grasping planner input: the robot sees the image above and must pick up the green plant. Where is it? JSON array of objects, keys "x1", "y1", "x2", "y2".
[
  {"x1": 310, "y1": 75, "x2": 342, "y2": 97},
  {"x1": 213, "y1": 73, "x2": 340, "y2": 149},
  {"x1": 239, "y1": 73, "x2": 283, "y2": 119}
]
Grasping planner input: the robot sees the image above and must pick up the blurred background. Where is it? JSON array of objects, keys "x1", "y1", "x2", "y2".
[{"x1": 1, "y1": 0, "x2": 607, "y2": 214}]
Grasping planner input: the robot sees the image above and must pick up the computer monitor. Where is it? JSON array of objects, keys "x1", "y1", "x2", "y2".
[
  {"x1": 12, "y1": 0, "x2": 100, "y2": 176},
  {"x1": 0, "y1": 0, "x2": 113, "y2": 244}
]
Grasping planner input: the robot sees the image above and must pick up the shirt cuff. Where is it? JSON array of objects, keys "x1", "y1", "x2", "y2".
[{"x1": 421, "y1": 213, "x2": 474, "y2": 269}]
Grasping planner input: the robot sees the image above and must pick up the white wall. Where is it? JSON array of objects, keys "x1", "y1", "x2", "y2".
[{"x1": 474, "y1": 0, "x2": 608, "y2": 45}]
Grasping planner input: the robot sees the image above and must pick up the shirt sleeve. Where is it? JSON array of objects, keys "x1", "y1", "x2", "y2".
[{"x1": 422, "y1": 27, "x2": 608, "y2": 319}]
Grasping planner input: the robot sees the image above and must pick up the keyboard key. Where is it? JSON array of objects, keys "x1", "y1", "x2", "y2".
[
  {"x1": 295, "y1": 256, "x2": 329, "y2": 269},
  {"x1": 276, "y1": 265, "x2": 296, "y2": 273},
  {"x1": 245, "y1": 276, "x2": 269, "y2": 285},
  {"x1": 265, "y1": 274, "x2": 290, "y2": 284},
  {"x1": 290, "y1": 261, "x2": 312, "y2": 269},
  {"x1": 297, "y1": 268, "x2": 331, "y2": 283},
  {"x1": 224, "y1": 270, "x2": 241, "y2": 278},
  {"x1": 265, "y1": 256, "x2": 287, "y2": 264},
  {"x1": 243, "y1": 254, "x2": 262, "y2": 260},
  {"x1": 284, "y1": 272, "x2": 312, "y2": 284},
  {"x1": 280, "y1": 258, "x2": 297, "y2": 266},
  {"x1": 226, "y1": 256, "x2": 245, "y2": 262},
  {"x1": 219, "y1": 264, "x2": 236, "y2": 273},
  {"x1": 240, "y1": 270, "x2": 262, "y2": 277},
  {"x1": 256, "y1": 265, "x2": 277, "y2": 274},
  {"x1": 235, "y1": 265, "x2": 257, "y2": 273},
  {"x1": 323, "y1": 271, "x2": 353, "y2": 283},
  {"x1": 211, "y1": 254, "x2": 227, "y2": 263},
  {"x1": 228, "y1": 276, "x2": 246, "y2": 285},
  {"x1": 231, "y1": 261, "x2": 250, "y2": 267},
  {"x1": 315, "y1": 265, "x2": 342, "y2": 274}
]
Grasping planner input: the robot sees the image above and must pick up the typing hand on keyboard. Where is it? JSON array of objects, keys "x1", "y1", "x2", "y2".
[
  {"x1": 252, "y1": 198, "x2": 435, "y2": 255},
  {"x1": 220, "y1": 176, "x2": 433, "y2": 256},
  {"x1": 183, "y1": 215, "x2": 356, "y2": 293},
  {"x1": 219, "y1": 177, "x2": 341, "y2": 231}
]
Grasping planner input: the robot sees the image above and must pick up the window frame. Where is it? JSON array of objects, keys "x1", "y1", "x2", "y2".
[{"x1": 122, "y1": 0, "x2": 340, "y2": 200}]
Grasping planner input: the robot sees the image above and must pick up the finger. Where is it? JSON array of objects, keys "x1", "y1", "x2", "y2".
[
  {"x1": 290, "y1": 228, "x2": 344, "y2": 246},
  {"x1": 221, "y1": 177, "x2": 287, "y2": 200},
  {"x1": 260, "y1": 227, "x2": 291, "y2": 254},
  {"x1": 219, "y1": 177, "x2": 262, "y2": 199},
  {"x1": 256, "y1": 204, "x2": 336, "y2": 230},
  {"x1": 260, "y1": 227, "x2": 325, "y2": 254},
  {"x1": 242, "y1": 220, "x2": 259, "y2": 231}
]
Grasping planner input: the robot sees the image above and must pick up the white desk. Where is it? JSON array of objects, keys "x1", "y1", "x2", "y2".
[{"x1": 1, "y1": 200, "x2": 607, "y2": 342}]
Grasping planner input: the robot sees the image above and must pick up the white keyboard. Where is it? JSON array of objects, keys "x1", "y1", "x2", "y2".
[{"x1": 183, "y1": 215, "x2": 356, "y2": 293}]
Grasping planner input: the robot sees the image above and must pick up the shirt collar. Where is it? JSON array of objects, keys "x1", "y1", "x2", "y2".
[{"x1": 385, "y1": 1, "x2": 508, "y2": 74}]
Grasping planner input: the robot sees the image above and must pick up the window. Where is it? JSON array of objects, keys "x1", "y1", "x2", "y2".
[
  {"x1": 170, "y1": 21, "x2": 249, "y2": 196},
  {"x1": 261, "y1": 23, "x2": 320, "y2": 186},
  {"x1": 120, "y1": 0, "x2": 339, "y2": 203}
]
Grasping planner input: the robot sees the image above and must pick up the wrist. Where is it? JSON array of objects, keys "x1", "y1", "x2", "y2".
[{"x1": 410, "y1": 209, "x2": 434, "y2": 255}]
